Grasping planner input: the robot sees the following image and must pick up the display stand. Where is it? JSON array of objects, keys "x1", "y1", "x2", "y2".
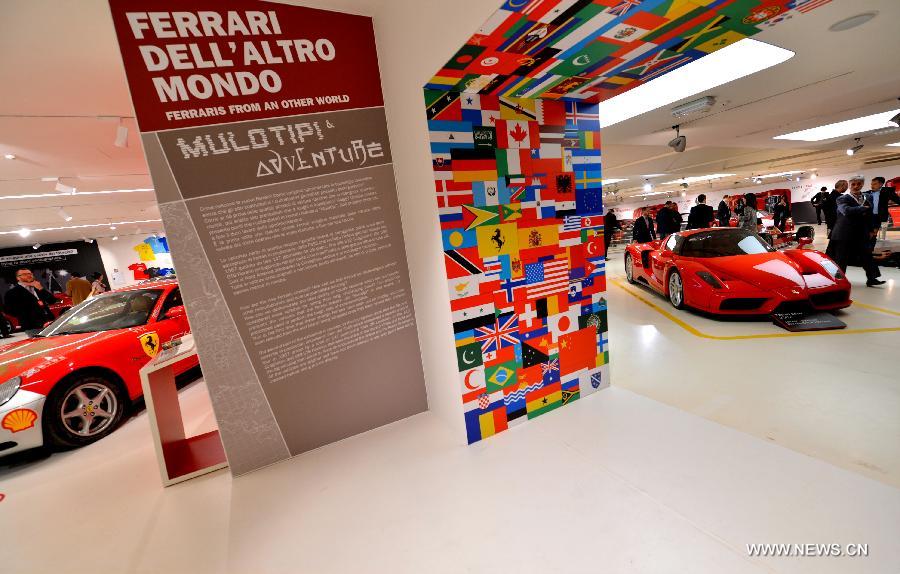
[{"x1": 139, "y1": 335, "x2": 228, "y2": 486}]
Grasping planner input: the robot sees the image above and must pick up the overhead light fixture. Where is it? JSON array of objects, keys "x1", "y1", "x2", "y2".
[
  {"x1": 32, "y1": 243, "x2": 41, "y2": 250},
  {"x1": 0, "y1": 219, "x2": 162, "y2": 236},
  {"x1": 641, "y1": 173, "x2": 667, "y2": 178},
  {"x1": 3, "y1": 153, "x2": 15, "y2": 160},
  {"x1": 643, "y1": 179, "x2": 652, "y2": 192},
  {"x1": 671, "y1": 96, "x2": 716, "y2": 118},
  {"x1": 775, "y1": 109, "x2": 900, "y2": 141},
  {"x1": 57, "y1": 207, "x2": 73, "y2": 222},
  {"x1": 662, "y1": 173, "x2": 735, "y2": 185},
  {"x1": 601, "y1": 178, "x2": 627, "y2": 184},
  {"x1": 811, "y1": 172, "x2": 818, "y2": 180},
  {"x1": 890, "y1": 112, "x2": 900, "y2": 127},
  {"x1": 114, "y1": 120, "x2": 129, "y2": 148},
  {"x1": 668, "y1": 125, "x2": 686, "y2": 153},
  {"x1": 846, "y1": 138, "x2": 864, "y2": 156},
  {"x1": 112, "y1": 235, "x2": 119, "y2": 241},
  {"x1": 829, "y1": 12, "x2": 878, "y2": 33},
  {"x1": 681, "y1": 191, "x2": 687, "y2": 197},
  {"x1": 109, "y1": 225, "x2": 117, "y2": 230},
  {"x1": 887, "y1": 141, "x2": 900, "y2": 147},
  {"x1": 0, "y1": 187, "x2": 153, "y2": 201},
  {"x1": 597, "y1": 39, "x2": 794, "y2": 127},
  {"x1": 749, "y1": 171, "x2": 803, "y2": 180},
  {"x1": 83, "y1": 237, "x2": 95, "y2": 243},
  {"x1": 54, "y1": 181, "x2": 76, "y2": 194}
]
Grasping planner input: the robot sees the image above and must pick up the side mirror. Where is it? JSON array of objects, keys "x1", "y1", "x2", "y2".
[{"x1": 163, "y1": 305, "x2": 187, "y2": 321}]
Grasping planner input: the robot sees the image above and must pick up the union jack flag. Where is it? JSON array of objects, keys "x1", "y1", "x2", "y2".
[
  {"x1": 475, "y1": 313, "x2": 520, "y2": 353},
  {"x1": 607, "y1": 0, "x2": 641, "y2": 17}
]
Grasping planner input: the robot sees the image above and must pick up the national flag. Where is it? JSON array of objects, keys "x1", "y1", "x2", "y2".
[
  {"x1": 473, "y1": 179, "x2": 509, "y2": 207},
  {"x1": 499, "y1": 97, "x2": 538, "y2": 120},
  {"x1": 521, "y1": 341, "x2": 550, "y2": 369},
  {"x1": 462, "y1": 204, "x2": 501, "y2": 230},
  {"x1": 425, "y1": 90, "x2": 462, "y2": 121},
  {"x1": 456, "y1": 341, "x2": 484, "y2": 371},
  {"x1": 537, "y1": 99, "x2": 567, "y2": 125},
  {"x1": 794, "y1": 0, "x2": 832, "y2": 13},
  {"x1": 452, "y1": 301, "x2": 495, "y2": 334},
  {"x1": 606, "y1": 0, "x2": 642, "y2": 17},
  {"x1": 496, "y1": 120, "x2": 541, "y2": 149},
  {"x1": 559, "y1": 327, "x2": 598, "y2": 376},
  {"x1": 448, "y1": 274, "x2": 483, "y2": 301},
  {"x1": 428, "y1": 120, "x2": 475, "y2": 153},
  {"x1": 475, "y1": 312, "x2": 520, "y2": 354},
  {"x1": 565, "y1": 101, "x2": 601, "y2": 131},
  {"x1": 485, "y1": 360, "x2": 518, "y2": 393},
  {"x1": 548, "y1": 307, "x2": 580, "y2": 341},
  {"x1": 476, "y1": 223, "x2": 520, "y2": 258},
  {"x1": 444, "y1": 246, "x2": 483, "y2": 277},
  {"x1": 441, "y1": 227, "x2": 477, "y2": 251},
  {"x1": 526, "y1": 381, "x2": 562, "y2": 418},
  {"x1": 525, "y1": 258, "x2": 569, "y2": 299},
  {"x1": 496, "y1": 148, "x2": 532, "y2": 177},
  {"x1": 435, "y1": 180, "x2": 473, "y2": 208},
  {"x1": 541, "y1": 357, "x2": 560, "y2": 384},
  {"x1": 451, "y1": 148, "x2": 498, "y2": 182}
]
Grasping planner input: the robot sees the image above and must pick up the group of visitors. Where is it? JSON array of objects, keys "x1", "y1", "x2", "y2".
[
  {"x1": 0, "y1": 268, "x2": 107, "y2": 338},
  {"x1": 825, "y1": 176, "x2": 899, "y2": 287}
]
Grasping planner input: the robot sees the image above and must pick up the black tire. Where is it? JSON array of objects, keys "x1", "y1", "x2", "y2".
[
  {"x1": 43, "y1": 372, "x2": 128, "y2": 449},
  {"x1": 625, "y1": 253, "x2": 636, "y2": 284},
  {"x1": 667, "y1": 270, "x2": 686, "y2": 310}
]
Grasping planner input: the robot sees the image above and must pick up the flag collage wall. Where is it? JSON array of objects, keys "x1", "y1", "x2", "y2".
[{"x1": 424, "y1": 0, "x2": 832, "y2": 443}]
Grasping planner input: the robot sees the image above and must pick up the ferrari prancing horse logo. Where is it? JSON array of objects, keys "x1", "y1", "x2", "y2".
[{"x1": 140, "y1": 332, "x2": 160, "y2": 358}]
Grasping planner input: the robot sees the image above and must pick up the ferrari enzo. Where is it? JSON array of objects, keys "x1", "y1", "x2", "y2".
[
  {"x1": 624, "y1": 228, "x2": 852, "y2": 315},
  {"x1": 0, "y1": 279, "x2": 198, "y2": 459}
]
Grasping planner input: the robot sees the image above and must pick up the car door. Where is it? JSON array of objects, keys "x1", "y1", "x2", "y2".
[{"x1": 649, "y1": 234, "x2": 680, "y2": 290}]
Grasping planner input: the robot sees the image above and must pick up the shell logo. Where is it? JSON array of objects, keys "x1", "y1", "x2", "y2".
[{"x1": 2, "y1": 409, "x2": 37, "y2": 433}]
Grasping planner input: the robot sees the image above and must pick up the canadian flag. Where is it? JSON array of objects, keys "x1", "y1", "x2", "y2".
[{"x1": 496, "y1": 120, "x2": 540, "y2": 149}]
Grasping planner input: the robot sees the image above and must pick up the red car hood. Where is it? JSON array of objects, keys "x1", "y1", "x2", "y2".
[
  {"x1": 0, "y1": 331, "x2": 118, "y2": 387},
  {"x1": 697, "y1": 253, "x2": 825, "y2": 296}
]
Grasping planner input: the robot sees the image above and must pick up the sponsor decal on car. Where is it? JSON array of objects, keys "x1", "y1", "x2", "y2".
[{"x1": 2, "y1": 409, "x2": 37, "y2": 433}]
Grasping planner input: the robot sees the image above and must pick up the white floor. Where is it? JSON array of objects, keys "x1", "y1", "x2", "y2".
[{"x1": 2, "y1": 228, "x2": 900, "y2": 573}]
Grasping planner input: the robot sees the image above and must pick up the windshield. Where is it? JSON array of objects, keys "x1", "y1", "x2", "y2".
[
  {"x1": 39, "y1": 289, "x2": 162, "y2": 336},
  {"x1": 680, "y1": 229, "x2": 774, "y2": 258}
]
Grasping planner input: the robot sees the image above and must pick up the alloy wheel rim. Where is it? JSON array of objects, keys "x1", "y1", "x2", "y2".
[
  {"x1": 60, "y1": 382, "x2": 118, "y2": 437},
  {"x1": 669, "y1": 274, "x2": 682, "y2": 306}
]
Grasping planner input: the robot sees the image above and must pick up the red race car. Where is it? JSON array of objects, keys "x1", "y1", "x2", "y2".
[
  {"x1": 624, "y1": 228, "x2": 852, "y2": 315},
  {"x1": 0, "y1": 280, "x2": 198, "y2": 459}
]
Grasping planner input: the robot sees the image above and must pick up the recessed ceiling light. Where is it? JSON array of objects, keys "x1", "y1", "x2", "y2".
[
  {"x1": 57, "y1": 207, "x2": 73, "y2": 222},
  {"x1": 774, "y1": 109, "x2": 900, "y2": 141},
  {"x1": 887, "y1": 141, "x2": 900, "y2": 147},
  {"x1": 602, "y1": 178, "x2": 627, "y2": 184},
  {"x1": 3, "y1": 154, "x2": 15, "y2": 160},
  {"x1": 662, "y1": 174, "x2": 735, "y2": 185},
  {"x1": 597, "y1": 39, "x2": 794, "y2": 127},
  {"x1": 17, "y1": 228, "x2": 31, "y2": 238},
  {"x1": 0, "y1": 219, "x2": 161, "y2": 236},
  {"x1": 829, "y1": 12, "x2": 878, "y2": 33},
  {"x1": 0, "y1": 187, "x2": 153, "y2": 201}
]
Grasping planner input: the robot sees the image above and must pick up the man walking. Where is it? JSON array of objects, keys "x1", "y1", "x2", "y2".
[
  {"x1": 828, "y1": 176, "x2": 883, "y2": 286},
  {"x1": 4, "y1": 268, "x2": 58, "y2": 331},
  {"x1": 632, "y1": 211, "x2": 656, "y2": 243},
  {"x1": 810, "y1": 187, "x2": 829, "y2": 225},
  {"x1": 603, "y1": 209, "x2": 621, "y2": 257},
  {"x1": 686, "y1": 194, "x2": 714, "y2": 230},
  {"x1": 717, "y1": 195, "x2": 731, "y2": 227},
  {"x1": 823, "y1": 180, "x2": 846, "y2": 237}
]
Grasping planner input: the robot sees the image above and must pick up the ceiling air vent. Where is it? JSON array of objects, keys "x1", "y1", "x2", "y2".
[{"x1": 863, "y1": 154, "x2": 900, "y2": 165}]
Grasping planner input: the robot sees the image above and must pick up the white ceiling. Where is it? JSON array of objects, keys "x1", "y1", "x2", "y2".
[{"x1": 1, "y1": 0, "x2": 899, "y2": 247}]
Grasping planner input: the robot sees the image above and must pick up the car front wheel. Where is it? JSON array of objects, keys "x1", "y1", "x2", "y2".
[
  {"x1": 668, "y1": 270, "x2": 686, "y2": 309},
  {"x1": 625, "y1": 253, "x2": 635, "y2": 284},
  {"x1": 44, "y1": 373, "x2": 128, "y2": 449}
]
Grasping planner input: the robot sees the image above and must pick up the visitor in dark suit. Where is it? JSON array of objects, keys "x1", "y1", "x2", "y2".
[
  {"x1": 632, "y1": 213, "x2": 656, "y2": 243},
  {"x1": 868, "y1": 176, "x2": 900, "y2": 241},
  {"x1": 717, "y1": 195, "x2": 731, "y2": 227},
  {"x1": 655, "y1": 201, "x2": 679, "y2": 237},
  {"x1": 3, "y1": 268, "x2": 57, "y2": 331},
  {"x1": 810, "y1": 187, "x2": 829, "y2": 225},
  {"x1": 603, "y1": 209, "x2": 621, "y2": 257},
  {"x1": 827, "y1": 176, "x2": 882, "y2": 286},
  {"x1": 772, "y1": 195, "x2": 790, "y2": 230},
  {"x1": 823, "y1": 180, "x2": 846, "y2": 237},
  {"x1": 686, "y1": 194, "x2": 714, "y2": 230}
]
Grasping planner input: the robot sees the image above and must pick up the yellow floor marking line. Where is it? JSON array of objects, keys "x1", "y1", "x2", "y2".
[
  {"x1": 611, "y1": 279, "x2": 900, "y2": 341},
  {"x1": 853, "y1": 301, "x2": 900, "y2": 317}
]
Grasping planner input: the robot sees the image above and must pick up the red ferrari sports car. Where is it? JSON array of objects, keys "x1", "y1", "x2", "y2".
[
  {"x1": 624, "y1": 228, "x2": 852, "y2": 315},
  {"x1": 0, "y1": 279, "x2": 198, "y2": 459}
]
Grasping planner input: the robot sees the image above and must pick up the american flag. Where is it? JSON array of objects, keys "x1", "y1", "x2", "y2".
[
  {"x1": 794, "y1": 0, "x2": 831, "y2": 13},
  {"x1": 526, "y1": 259, "x2": 570, "y2": 299},
  {"x1": 475, "y1": 313, "x2": 519, "y2": 353}
]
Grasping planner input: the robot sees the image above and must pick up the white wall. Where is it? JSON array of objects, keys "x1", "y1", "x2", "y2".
[
  {"x1": 97, "y1": 233, "x2": 172, "y2": 289},
  {"x1": 612, "y1": 165, "x2": 900, "y2": 219},
  {"x1": 371, "y1": 0, "x2": 498, "y2": 442}
]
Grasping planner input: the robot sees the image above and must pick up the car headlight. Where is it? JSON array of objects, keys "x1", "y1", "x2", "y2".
[{"x1": 0, "y1": 376, "x2": 21, "y2": 407}]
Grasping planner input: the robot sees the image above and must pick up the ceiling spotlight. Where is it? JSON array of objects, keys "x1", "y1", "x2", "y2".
[
  {"x1": 795, "y1": 177, "x2": 801, "y2": 182},
  {"x1": 17, "y1": 228, "x2": 31, "y2": 238},
  {"x1": 112, "y1": 235, "x2": 119, "y2": 241},
  {"x1": 109, "y1": 223, "x2": 117, "y2": 230},
  {"x1": 890, "y1": 112, "x2": 900, "y2": 127},
  {"x1": 671, "y1": 96, "x2": 716, "y2": 118},
  {"x1": 681, "y1": 191, "x2": 687, "y2": 197},
  {"x1": 668, "y1": 125, "x2": 687, "y2": 153},
  {"x1": 54, "y1": 181, "x2": 76, "y2": 194},
  {"x1": 846, "y1": 138, "x2": 864, "y2": 156},
  {"x1": 643, "y1": 179, "x2": 652, "y2": 192},
  {"x1": 83, "y1": 237, "x2": 94, "y2": 243},
  {"x1": 114, "y1": 121, "x2": 129, "y2": 148},
  {"x1": 57, "y1": 207, "x2": 73, "y2": 222},
  {"x1": 32, "y1": 243, "x2": 41, "y2": 250},
  {"x1": 811, "y1": 172, "x2": 818, "y2": 180},
  {"x1": 3, "y1": 153, "x2": 15, "y2": 160}
]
